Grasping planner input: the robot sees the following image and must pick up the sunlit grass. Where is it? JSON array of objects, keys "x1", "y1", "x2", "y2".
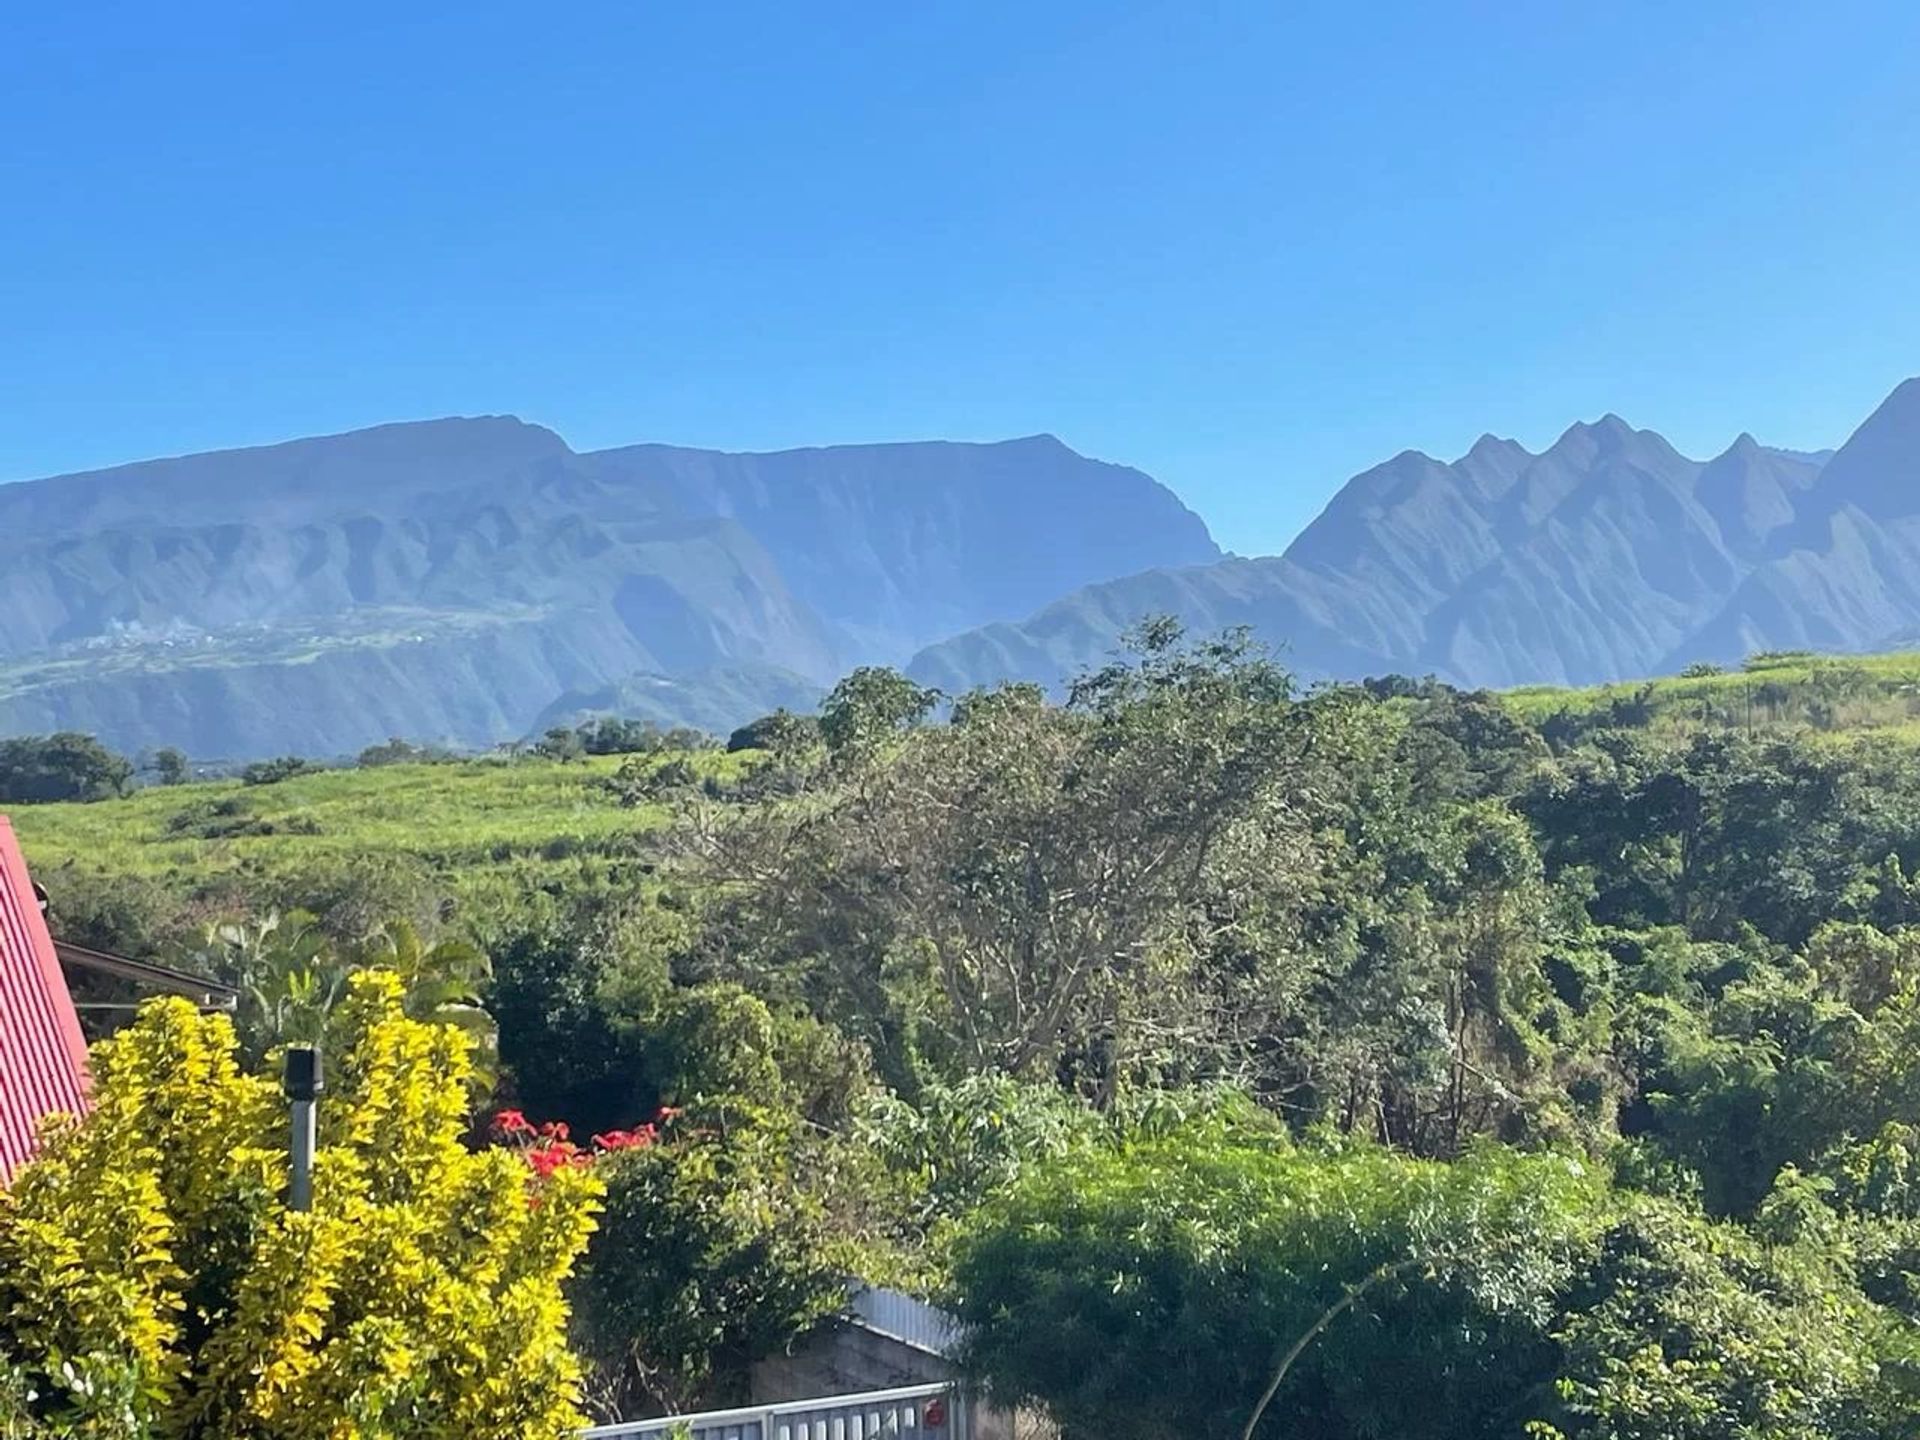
[
  {"x1": 1501, "y1": 649, "x2": 1920, "y2": 742},
  {"x1": 6, "y1": 751, "x2": 751, "y2": 903}
]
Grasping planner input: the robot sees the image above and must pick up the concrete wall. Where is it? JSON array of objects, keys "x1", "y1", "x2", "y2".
[
  {"x1": 750, "y1": 1319, "x2": 953, "y2": 1402},
  {"x1": 749, "y1": 1322, "x2": 1040, "y2": 1440}
]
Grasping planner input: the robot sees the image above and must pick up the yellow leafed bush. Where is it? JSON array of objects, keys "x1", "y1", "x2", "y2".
[{"x1": 0, "y1": 971, "x2": 601, "y2": 1440}]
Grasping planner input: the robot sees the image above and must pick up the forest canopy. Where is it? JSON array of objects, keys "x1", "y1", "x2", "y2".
[{"x1": 13, "y1": 626, "x2": 1920, "y2": 1435}]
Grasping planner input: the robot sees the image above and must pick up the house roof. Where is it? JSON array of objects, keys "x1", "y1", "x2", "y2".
[
  {"x1": 54, "y1": 940, "x2": 238, "y2": 1011},
  {"x1": 0, "y1": 815, "x2": 90, "y2": 1182}
]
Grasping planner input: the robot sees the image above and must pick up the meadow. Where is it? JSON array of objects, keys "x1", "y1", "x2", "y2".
[
  {"x1": 6, "y1": 750, "x2": 753, "y2": 930},
  {"x1": 1501, "y1": 647, "x2": 1920, "y2": 740}
]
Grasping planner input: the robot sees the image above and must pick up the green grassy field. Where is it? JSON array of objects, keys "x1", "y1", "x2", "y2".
[
  {"x1": 5, "y1": 751, "x2": 752, "y2": 926},
  {"x1": 1501, "y1": 649, "x2": 1920, "y2": 740}
]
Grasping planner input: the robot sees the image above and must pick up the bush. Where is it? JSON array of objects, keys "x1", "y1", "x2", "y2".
[
  {"x1": 726, "y1": 709, "x2": 820, "y2": 756},
  {"x1": 356, "y1": 737, "x2": 448, "y2": 767},
  {"x1": 950, "y1": 1124, "x2": 1604, "y2": 1440},
  {"x1": 0, "y1": 973, "x2": 601, "y2": 1439},
  {"x1": 601, "y1": 755, "x2": 700, "y2": 808},
  {"x1": 240, "y1": 755, "x2": 324, "y2": 786},
  {"x1": 1745, "y1": 650, "x2": 1817, "y2": 672}
]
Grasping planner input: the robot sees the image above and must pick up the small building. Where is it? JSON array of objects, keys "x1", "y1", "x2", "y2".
[
  {"x1": 0, "y1": 815, "x2": 90, "y2": 1182},
  {"x1": 752, "y1": 1288, "x2": 1024, "y2": 1440}
]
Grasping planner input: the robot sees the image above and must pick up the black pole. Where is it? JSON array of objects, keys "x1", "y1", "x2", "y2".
[{"x1": 283, "y1": 1045, "x2": 323, "y2": 1212}]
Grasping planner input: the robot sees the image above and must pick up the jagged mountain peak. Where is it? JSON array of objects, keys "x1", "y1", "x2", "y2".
[
  {"x1": 1542, "y1": 412, "x2": 1675, "y2": 464},
  {"x1": 912, "y1": 378, "x2": 1920, "y2": 700},
  {"x1": 1809, "y1": 375, "x2": 1920, "y2": 519},
  {"x1": 1462, "y1": 433, "x2": 1531, "y2": 464}
]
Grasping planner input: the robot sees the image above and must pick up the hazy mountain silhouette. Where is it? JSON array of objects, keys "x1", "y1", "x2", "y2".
[
  {"x1": 8, "y1": 380, "x2": 1920, "y2": 759},
  {"x1": 0, "y1": 421, "x2": 1216, "y2": 756},
  {"x1": 909, "y1": 388, "x2": 1920, "y2": 695}
]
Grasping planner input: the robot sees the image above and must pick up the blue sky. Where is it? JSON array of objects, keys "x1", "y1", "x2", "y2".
[{"x1": 4, "y1": 1, "x2": 1918, "y2": 555}]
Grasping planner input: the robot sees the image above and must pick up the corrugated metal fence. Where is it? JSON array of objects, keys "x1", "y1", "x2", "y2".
[{"x1": 582, "y1": 1381, "x2": 968, "y2": 1440}]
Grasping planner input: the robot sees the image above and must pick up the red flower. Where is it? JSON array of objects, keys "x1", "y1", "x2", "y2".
[
  {"x1": 526, "y1": 1138, "x2": 587, "y2": 1177},
  {"x1": 491, "y1": 1108, "x2": 533, "y2": 1138},
  {"x1": 591, "y1": 1125, "x2": 658, "y2": 1153}
]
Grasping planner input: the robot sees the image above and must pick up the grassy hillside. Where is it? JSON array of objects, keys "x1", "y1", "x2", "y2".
[
  {"x1": 17, "y1": 644, "x2": 1920, "y2": 949},
  {"x1": 1503, "y1": 648, "x2": 1920, "y2": 742},
  {"x1": 6, "y1": 751, "x2": 750, "y2": 933}
]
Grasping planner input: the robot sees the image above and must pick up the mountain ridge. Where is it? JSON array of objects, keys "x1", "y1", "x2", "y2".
[
  {"x1": 909, "y1": 392, "x2": 1914, "y2": 695},
  {"x1": 0, "y1": 420, "x2": 1219, "y2": 756},
  {"x1": 8, "y1": 383, "x2": 1916, "y2": 760}
]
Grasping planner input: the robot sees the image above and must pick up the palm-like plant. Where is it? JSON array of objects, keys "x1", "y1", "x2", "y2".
[
  {"x1": 354, "y1": 918, "x2": 499, "y2": 1091},
  {"x1": 187, "y1": 912, "x2": 498, "y2": 1092},
  {"x1": 195, "y1": 910, "x2": 348, "y2": 1064}
]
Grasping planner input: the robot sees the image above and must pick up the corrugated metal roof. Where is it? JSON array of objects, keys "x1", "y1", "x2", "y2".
[
  {"x1": 0, "y1": 815, "x2": 90, "y2": 1182},
  {"x1": 54, "y1": 940, "x2": 238, "y2": 1010},
  {"x1": 849, "y1": 1285, "x2": 965, "y2": 1357}
]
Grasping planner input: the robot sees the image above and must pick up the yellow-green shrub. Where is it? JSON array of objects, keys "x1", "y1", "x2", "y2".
[{"x1": 0, "y1": 972, "x2": 601, "y2": 1440}]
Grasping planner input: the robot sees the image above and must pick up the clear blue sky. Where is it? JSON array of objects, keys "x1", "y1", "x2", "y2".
[{"x1": 5, "y1": 1, "x2": 1918, "y2": 555}]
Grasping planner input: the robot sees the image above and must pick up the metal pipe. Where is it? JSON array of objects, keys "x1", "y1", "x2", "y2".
[{"x1": 283, "y1": 1045, "x2": 323, "y2": 1212}]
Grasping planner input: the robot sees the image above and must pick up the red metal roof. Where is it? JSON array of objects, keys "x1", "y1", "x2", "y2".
[{"x1": 0, "y1": 815, "x2": 89, "y2": 1182}]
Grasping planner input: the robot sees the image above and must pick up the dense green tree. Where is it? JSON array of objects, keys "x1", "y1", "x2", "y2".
[
  {"x1": 685, "y1": 627, "x2": 1327, "y2": 1098},
  {"x1": 726, "y1": 707, "x2": 821, "y2": 758},
  {"x1": 1549, "y1": 1198, "x2": 1904, "y2": 1440},
  {"x1": 952, "y1": 1124, "x2": 1912, "y2": 1440},
  {"x1": 950, "y1": 1123, "x2": 1605, "y2": 1440},
  {"x1": 0, "y1": 732, "x2": 133, "y2": 803},
  {"x1": 150, "y1": 746, "x2": 191, "y2": 786},
  {"x1": 533, "y1": 726, "x2": 586, "y2": 762},
  {"x1": 488, "y1": 900, "x2": 675, "y2": 1138},
  {"x1": 818, "y1": 666, "x2": 939, "y2": 758},
  {"x1": 356, "y1": 736, "x2": 443, "y2": 767},
  {"x1": 570, "y1": 985, "x2": 895, "y2": 1413},
  {"x1": 570, "y1": 716, "x2": 704, "y2": 756}
]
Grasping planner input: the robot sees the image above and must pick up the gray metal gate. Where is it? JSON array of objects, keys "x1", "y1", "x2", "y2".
[{"x1": 582, "y1": 1381, "x2": 970, "y2": 1440}]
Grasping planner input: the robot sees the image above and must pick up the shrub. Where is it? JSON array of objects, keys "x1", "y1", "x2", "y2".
[
  {"x1": 0, "y1": 973, "x2": 601, "y2": 1439},
  {"x1": 240, "y1": 755, "x2": 324, "y2": 786}
]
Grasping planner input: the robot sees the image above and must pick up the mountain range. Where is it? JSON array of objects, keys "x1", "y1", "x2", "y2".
[
  {"x1": 0, "y1": 422, "x2": 1215, "y2": 756},
  {"x1": 910, "y1": 380, "x2": 1917, "y2": 695},
  {"x1": 1, "y1": 378, "x2": 1917, "y2": 758}
]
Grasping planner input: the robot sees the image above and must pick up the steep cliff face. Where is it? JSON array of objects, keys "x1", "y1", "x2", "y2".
[
  {"x1": 580, "y1": 434, "x2": 1221, "y2": 663},
  {"x1": 911, "y1": 398, "x2": 1871, "y2": 695},
  {"x1": 1672, "y1": 380, "x2": 1920, "y2": 664},
  {"x1": 0, "y1": 420, "x2": 1218, "y2": 756}
]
